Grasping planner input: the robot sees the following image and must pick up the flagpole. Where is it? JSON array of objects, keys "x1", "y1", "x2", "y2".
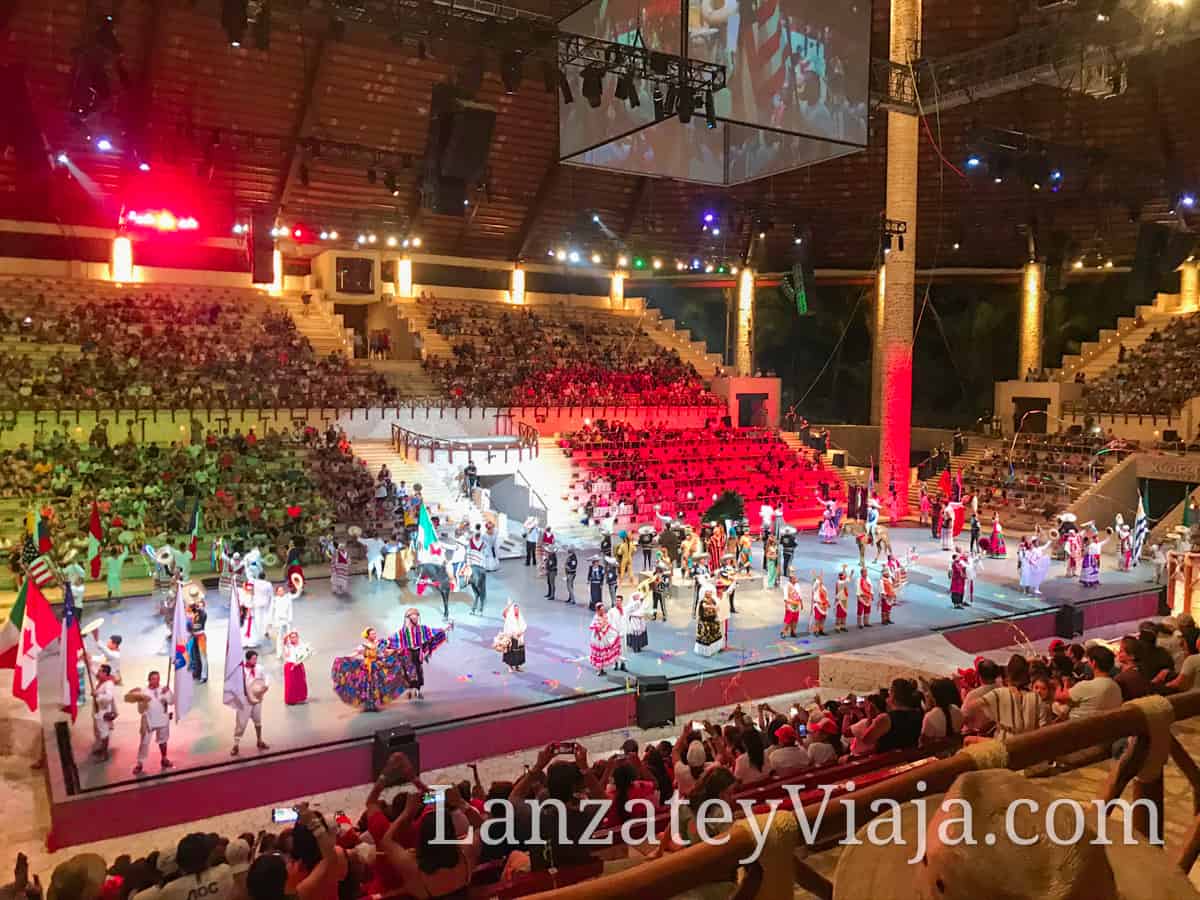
[{"x1": 165, "y1": 574, "x2": 180, "y2": 694}]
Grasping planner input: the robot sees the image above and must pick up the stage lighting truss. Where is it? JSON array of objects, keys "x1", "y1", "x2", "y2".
[{"x1": 556, "y1": 33, "x2": 726, "y2": 107}]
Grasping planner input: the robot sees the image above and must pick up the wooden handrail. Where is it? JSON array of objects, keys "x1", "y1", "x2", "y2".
[
  {"x1": 531, "y1": 691, "x2": 1200, "y2": 899},
  {"x1": 390, "y1": 420, "x2": 540, "y2": 463}
]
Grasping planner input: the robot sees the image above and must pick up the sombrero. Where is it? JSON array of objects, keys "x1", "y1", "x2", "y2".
[
  {"x1": 347, "y1": 525, "x2": 363, "y2": 538},
  {"x1": 263, "y1": 552, "x2": 279, "y2": 567},
  {"x1": 638, "y1": 525, "x2": 656, "y2": 535},
  {"x1": 781, "y1": 525, "x2": 798, "y2": 536},
  {"x1": 831, "y1": 768, "x2": 1194, "y2": 900},
  {"x1": 246, "y1": 679, "x2": 269, "y2": 703},
  {"x1": 184, "y1": 582, "x2": 204, "y2": 603}
]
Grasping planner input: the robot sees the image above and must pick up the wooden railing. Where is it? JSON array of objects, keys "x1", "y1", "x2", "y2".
[
  {"x1": 390, "y1": 421, "x2": 540, "y2": 463},
  {"x1": 532, "y1": 692, "x2": 1200, "y2": 899}
]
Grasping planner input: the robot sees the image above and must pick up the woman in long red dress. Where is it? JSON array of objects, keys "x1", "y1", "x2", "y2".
[{"x1": 281, "y1": 630, "x2": 309, "y2": 704}]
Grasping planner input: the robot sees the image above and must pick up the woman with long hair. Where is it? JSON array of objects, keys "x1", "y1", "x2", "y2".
[
  {"x1": 380, "y1": 786, "x2": 484, "y2": 899},
  {"x1": 920, "y1": 676, "x2": 963, "y2": 746},
  {"x1": 733, "y1": 726, "x2": 766, "y2": 784},
  {"x1": 643, "y1": 744, "x2": 673, "y2": 806}
]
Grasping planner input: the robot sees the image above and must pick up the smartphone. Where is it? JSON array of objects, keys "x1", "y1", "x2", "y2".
[
  {"x1": 788, "y1": 706, "x2": 799, "y2": 718},
  {"x1": 422, "y1": 787, "x2": 446, "y2": 807},
  {"x1": 553, "y1": 741, "x2": 577, "y2": 756},
  {"x1": 272, "y1": 807, "x2": 299, "y2": 824},
  {"x1": 690, "y1": 720, "x2": 704, "y2": 733},
  {"x1": 798, "y1": 724, "x2": 808, "y2": 736}
]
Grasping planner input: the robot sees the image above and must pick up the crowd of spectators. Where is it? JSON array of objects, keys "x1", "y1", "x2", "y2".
[
  {"x1": 0, "y1": 289, "x2": 397, "y2": 409},
  {"x1": 561, "y1": 420, "x2": 842, "y2": 527},
  {"x1": 12, "y1": 613, "x2": 1193, "y2": 900},
  {"x1": 420, "y1": 301, "x2": 721, "y2": 408},
  {"x1": 1083, "y1": 313, "x2": 1200, "y2": 413},
  {"x1": 958, "y1": 432, "x2": 1136, "y2": 523},
  {"x1": 0, "y1": 422, "x2": 380, "y2": 580}
]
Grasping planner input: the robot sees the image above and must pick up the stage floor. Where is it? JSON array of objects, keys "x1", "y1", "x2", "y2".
[{"x1": 43, "y1": 526, "x2": 1155, "y2": 792}]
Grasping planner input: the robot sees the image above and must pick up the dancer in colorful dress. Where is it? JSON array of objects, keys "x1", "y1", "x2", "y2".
[
  {"x1": 736, "y1": 532, "x2": 753, "y2": 574},
  {"x1": 1115, "y1": 515, "x2": 1133, "y2": 571},
  {"x1": 856, "y1": 566, "x2": 873, "y2": 628},
  {"x1": 918, "y1": 484, "x2": 931, "y2": 526},
  {"x1": 1079, "y1": 529, "x2": 1106, "y2": 588},
  {"x1": 781, "y1": 574, "x2": 803, "y2": 638},
  {"x1": 988, "y1": 513, "x2": 1007, "y2": 558},
  {"x1": 817, "y1": 498, "x2": 841, "y2": 544},
  {"x1": 865, "y1": 497, "x2": 880, "y2": 545},
  {"x1": 281, "y1": 631, "x2": 310, "y2": 705},
  {"x1": 589, "y1": 603, "x2": 622, "y2": 674},
  {"x1": 706, "y1": 523, "x2": 725, "y2": 571},
  {"x1": 764, "y1": 535, "x2": 779, "y2": 589},
  {"x1": 331, "y1": 628, "x2": 409, "y2": 712},
  {"x1": 879, "y1": 567, "x2": 896, "y2": 625},
  {"x1": 811, "y1": 573, "x2": 829, "y2": 636},
  {"x1": 284, "y1": 538, "x2": 304, "y2": 584},
  {"x1": 393, "y1": 608, "x2": 449, "y2": 699},
  {"x1": 949, "y1": 552, "x2": 968, "y2": 608},
  {"x1": 495, "y1": 600, "x2": 527, "y2": 673},
  {"x1": 693, "y1": 589, "x2": 725, "y2": 657},
  {"x1": 624, "y1": 591, "x2": 648, "y2": 653},
  {"x1": 1021, "y1": 535, "x2": 1053, "y2": 596},
  {"x1": 329, "y1": 541, "x2": 351, "y2": 596},
  {"x1": 833, "y1": 565, "x2": 850, "y2": 633}
]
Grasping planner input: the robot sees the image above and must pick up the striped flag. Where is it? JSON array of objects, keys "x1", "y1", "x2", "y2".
[
  {"x1": 187, "y1": 498, "x2": 203, "y2": 560},
  {"x1": 170, "y1": 584, "x2": 193, "y2": 720},
  {"x1": 26, "y1": 506, "x2": 51, "y2": 554},
  {"x1": 87, "y1": 502, "x2": 104, "y2": 580},
  {"x1": 22, "y1": 535, "x2": 55, "y2": 589},
  {"x1": 416, "y1": 503, "x2": 443, "y2": 564},
  {"x1": 748, "y1": 0, "x2": 786, "y2": 101},
  {"x1": 1, "y1": 579, "x2": 60, "y2": 711},
  {"x1": 61, "y1": 584, "x2": 85, "y2": 723},
  {"x1": 1131, "y1": 491, "x2": 1150, "y2": 566}
]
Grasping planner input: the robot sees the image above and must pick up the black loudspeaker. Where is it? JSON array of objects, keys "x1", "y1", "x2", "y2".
[
  {"x1": 440, "y1": 106, "x2": 496, "y2": 182},
  {"x1": 1055, "y1": 603, "x2": 1084, "y2": 639},
  {"x1": 1164, "y1": 429, "x2": 1180, "y2": 443},
  {"x1": 249, "y1": 207, "x2": 275, "y2": 283},
  {"x1": 430, "y1": 176, "x2": 467, "y2": 215},
  {"x1": 636, "y1": 676, "x2": 675, "y2": 728},
  {"x1": 373, "y1": 725, "x2": 420, "y2": 778}
]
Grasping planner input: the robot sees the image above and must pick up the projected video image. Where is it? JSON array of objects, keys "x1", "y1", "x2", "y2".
[
  {"x1": 559, "y1": 0, "x2": 681, "y2": 158},
  {"x1": 726, "y1": 123, "x2": 860, "y2": 184},
  {"x1": 573, "y1": 117, "x2": 726, "y2": 184},
  {"x1": 688, "y1": 0, "x2": 870, "y2": 145}
]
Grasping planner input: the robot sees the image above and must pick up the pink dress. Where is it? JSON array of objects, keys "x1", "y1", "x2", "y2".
[{"x1": 283, "y1": 644, "x2": 308, "y2": 705}]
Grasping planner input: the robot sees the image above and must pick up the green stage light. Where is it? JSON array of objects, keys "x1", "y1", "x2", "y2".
[{"x1": 633, "y1": 257, "x2": 646, "y2": 269}]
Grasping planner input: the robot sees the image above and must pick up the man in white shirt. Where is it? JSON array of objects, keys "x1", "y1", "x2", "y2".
[
  {"x1": 91, "y1": 664, "x2": 118, "y2": 761},
  {"x1": 89, "y1": 632, "x2": 123, "y2": 684},
  {"x1": 272, "y1": 580, "x2": 301, "y2": 657},
  {"x1": 133, "y1": 833, "x2": 238, "y2": 900},
  {"x1": 1061, "y1": 645, "x2": 1123, "y2": 720},
  {"x1": 231, "y1": 650, "x2": 270, "y2": 756},
  {"x1": 358, "y1": 535, "x2": 387, "y2": 581},
  {"x1": 765, "y1": 724, "x2": 811, "y2": 775},
  {"x1": 133, "y1": 670, "x2": 174, "y2": 775}
]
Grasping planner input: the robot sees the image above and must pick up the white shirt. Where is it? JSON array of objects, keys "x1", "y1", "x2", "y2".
[
  {"x1": 732, "y1": 753, "x2": 764, "y2": 783},
  {"x1": 674, "y1": 760, "x2": 713, "y2": 795},
  {"x1": 765, "y1": 744, "x2": 811, "y2": 775},
  {"x1": 132, "y1": 864, "x2": 238, "y2": 900},
  {"x1": 143, "y1": 685, "x2": 173, "y2": 729},
  {"x1": 273, "y1": 590, "x2": 298, "y2": 625},
  {"x1": 94, "y1": 643, "x2": 121, "y2": 678},
  {"x1": 806, "y1": 740, "x2": 838, "y2": 767},
  {"x1": 93, "y1": 680, "x2": 116, "y2": 719},
  {"x1": 243, "y1": 663, "x2": 270, "y2": 705},
  {"x1": 252, "y1": 579, "x2": 274, "y2": 614},
  {"x1": 1067, "y1": 676, "x2": 1122, "y2": 720},
  {"x1": 920, "y1": 705, "x2": 963, "y2": 741},
  {"x1": 1176, "y1": 654, "x2": 1200, "y2": 691}
]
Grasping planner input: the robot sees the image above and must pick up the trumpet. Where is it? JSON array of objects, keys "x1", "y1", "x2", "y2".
[{"x1": 1049, "y1": 528, "x2": 1060, "y2": 540}]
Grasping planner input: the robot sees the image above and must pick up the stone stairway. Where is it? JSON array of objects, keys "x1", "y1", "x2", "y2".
[
  {"x1": 638, "y1": 307, "x2": 724, "y2": 377},
  {"x1": 907, "y1": 441, "x2": 998, "y2": 509},
  {"x1": 352, "y1": 359, "x2": 440, "y2": 399},
  {"x1": 276, "y1": 291, "x2": 354, "y2": 356},
  {"x1": 514, "y1": 436, "x2": 601, "y2": 548},
  {"x1": 1048, "y1": 291, "x2": 1181, "y2": 382},
  {"x1": 350, "y1": 439, "x2": 467, "y2": 521}
]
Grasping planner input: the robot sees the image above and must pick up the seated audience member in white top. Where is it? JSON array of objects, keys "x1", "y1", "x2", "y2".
[
  {"x1": 805, "y1": 717, "x2": 841, "y2": 766},
  {"x1": 732, "y1": 727, "x2": 766, "y2": 783},
  {"x1": 1060, "y1": 645, "x2": 1123, "y2": 720},
  {"x1": 765, "y1": 724, "x2": 811, "y2": 775},
  {"x1": 920, "y1": 677, "x2": 964, "y2": 745},
  {"x1": 674, "y1": 740, "x2": 714, "y2": 795}
]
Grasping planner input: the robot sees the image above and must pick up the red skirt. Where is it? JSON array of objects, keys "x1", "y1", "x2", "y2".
[
  {"x1": 783, "y1": 609, "x2": 800, "y2": 625},
  {"x1": 857, "y1": 600, "x2": 872, "y2": 615},
  {"x1": 284, "y1": 662, "x2": 308, "y2": 705}
]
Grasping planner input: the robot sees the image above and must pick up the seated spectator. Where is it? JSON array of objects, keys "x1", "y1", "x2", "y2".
[
  {"x1": 847, "y1": 693, "x2": 889, "y2": 758},
  {"x1": 133, "y1": 833, "x2": 238, "y2": 900},
  {"x1": 765, "y1": 724, "x2": 811, "y2": 775},
  {"x1": 732, "y1": 726, "x2": 766, "y2": 784},
  {"x1": 1057, "y1": 645, "x2": 1122, "y2": 719},
  {"x1": 675, "y1": 738, "x2": 714, "y2": 795},
  {"x1": 920, "y1": 677, "x2": 963, "y2": 745},
  {"x1": 804, "y1": 717, "x2": 841, "y2": 766},
  {"x1": 380, "y1": 788, "x2": 482, "y2": 899},
  {"x1": 964, "y1": 656, "x2": 1042, "y2": 742},
  {"x1": 860, "y1": 678, "x2": 924, "y2": 752}
]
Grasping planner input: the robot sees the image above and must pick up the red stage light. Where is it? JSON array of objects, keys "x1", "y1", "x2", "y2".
[
  {"x1": 122, "y1": 209, "x2": 200, "y2": 232},
  {"x1": 293, "y1": 227, "x2": 302, "y2": 238}
]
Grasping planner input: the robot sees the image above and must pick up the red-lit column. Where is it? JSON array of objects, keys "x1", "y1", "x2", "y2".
[{"x1": 878, "y1": 0, "x2": 921, "y2": 515}]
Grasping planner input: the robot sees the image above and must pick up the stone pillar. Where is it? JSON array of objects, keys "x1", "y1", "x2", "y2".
[
  {"x1": 511, "y1": 265, "x2": 526, "y2": 305},
  {"x1": 1181, "y1": 260, "x2": 1199, "y2": 313},
  {"x1": 735, "y1": 267, "x2": 755, "y2": 376},
  {"x1": 397, "y1": 257, "x2": 413, "y2": 298},
  {"x1": 110, "y1": 236, "x2": 133, "y2": 283},
  {"x1": 1019, "y1": 261, "x2": 1045, "y2": 377},
  {"x1": 609, "y1": 271, "x2": 624, "y2": 309},
  {"x1": 870, "y1": 265, "x2": 885, "y2": 425},
  {"x1": 878, "y1": 0, "x2": 921, "y2": 514}
]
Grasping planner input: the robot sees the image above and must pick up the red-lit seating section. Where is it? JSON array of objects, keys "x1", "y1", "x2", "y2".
[
  {"x1": 0, "y1": 278, "x2": 396, "y2": 409},
  {"x1": 560, "y1": 421, "x2": 843, "y2": 527},
  {"x1": 419, "y1": 297, "x2": 721, "y2": 407}
]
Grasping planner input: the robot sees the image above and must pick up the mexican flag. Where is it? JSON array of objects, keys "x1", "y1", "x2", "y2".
[
  {"x1": 415, "y1": 503, "x2": 442, "y2": 564},
  {"x1": 87, "y1": 502, "x2": 104, "y2": 579},
  {"x1": 0, "y1": 580, "x2": 61, "y2": 711},
  {"x1": 187, "y1": 497, "x2": 203, "y2": 560}
]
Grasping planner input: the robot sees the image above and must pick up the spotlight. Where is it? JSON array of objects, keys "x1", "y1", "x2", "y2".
[
  {"x1": 232, "y1": 224, "x2": 244, "y2": 235},
  {"x1": 386, "y1": 236, "x2": 398, "y2": 248},
  {"x1": 568, "y1": 250, "x2": 580, "y2": 263},
  {"x1": 222, "y1": 0, "x2": 248, "y2": 47},
  {"x1": 319, "y1": 231, "x2": 329, "y2": 240},
  {"x1": 633, "y1": 257, "x2": 645, "y2": 269},
  {"x1": 677, "y1": 86, "x2": 694, "y2": 124},
  {"x1": 1032, "y1": 183, "x2": 1041, "y2": 191},
  {"x1": 555, "y1": 249, "x2": 567, "y2": 261},
  {"x1": 676, "y1": 261, "x2": 686, "y2": 271},
  {"x1": 95, "y1": 137, "x2": 113, "y2": 152},
  {"x1": 1050, "y1": 169, "x2": 1063, "y2": 182},
  {"x1": 357, "y1": 234, "x2": 367, "y2": 245},
  {"x1": 548, "y1": 249, "x2": 556, "y2": 257},
  {"x1": 55, "y1": 152, "x2": 69, "y2": 165},
  {"x1": 704, "y1": 90, "x2": 715, "y2": 128},
  {"x1": 712, "y1": 228, "x2": 720, "y2": 236},
  {"x1": 411, "y1": 237, "x2": 421, "y2": 248},
  {"x1": 730, "y1": 266, "x2": 738, "y2": 274},
  {"x1": 293, "y1": 227, "x2": 302, "y2": 238},
  {"x1": 581, "y1": 65, "x2": 604, "y2": 109},
  {"x1": 966, "y1": 154, "x2": 982, "y2": 168},
  {"x1": 591, "y1": 253, "x2": 601, "y2": 264},
  {"x1": 384, "y1": 171, "x2": 399, "y2": 196},
  {"x1": 691, "y1": 258, "x2": 701, "y2": 269},
  {"x1": 592, "y1": 214, "x2": 601, "y2": 224},
  {"x1": 1182, "y1": 193, "x2": 1197, "y2": 209},
  {"x1": 616, "y1": 255, "x2": 628, "y2": 267},
  {"x1": 329, "y1": 231, "x2": 338, "y2": 240},
  {"x1": 558, "y1": 69, "x2": 574, "y2": 104},
  {"x1": 1105, "y1": 259, "x2": 1114, "y2": 268},
  {"x1": 953, "y1": 242, "x2": 960, "y2": 250},
  {"x1": 652, "y1": 258, "x2": 662, "y2": 270},
  {"x1": 994, "y1": 176, "x2": 1003, "y2": 184},
  {"x1": 1073, "y1": 259, "x2": 1084, "y2": 270},
  {"x1": 758, "y1": 231, "x2": 766, "y2": 239},
  {"x1": 704, "y1": 263, "x2": 714, "y2": 273},
  {"x1": 138, "y1": 161, "x2": 151, "y2": 172},
  {"x1": 703, "y1": 213, "x2": 714, "y2": 224},
  {"x1": 463, "y1": 199, "x2": 469, "y2": 206},
  {"x1": 368, "y1": 233, "x2": 377, "y2": 244}
]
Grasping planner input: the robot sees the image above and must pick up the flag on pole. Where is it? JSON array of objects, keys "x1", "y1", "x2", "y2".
[
  {"x1": 61, "y1": 584, "x2": 85, "y2": 722},
  {"x1": 21, "y1": 534, "x2": 55, "y2": 590},
  {"x1": 26, "y1": 506, "x2": 51, "y2": 554},
  {"x1": 1131, "y1": 490, "x2": 1150, "y2": 566},
  {"x1": 187, "y1": 498, "x2": 203, "y2": 561},
  {"x1": 416, "y1": 503, "x2": 443, "y2": 564},
  {"x1": 87, "y1": 502, "x2": 104, "y2": 580},
  {"x1": 0, "y1": 580, "x2": 60, "y2": 711},
  {"x1": 170, "y1": 584, "x2": 194, "y2": 721},
  {"x1": 1007, "y1": 460, "x2": 1016, "y2": 484},
  {"x1": 866, "y1": 457, "x2": 875, "y2": 498},
  {"x1": 222, "y1": 581, "x2": 245, "y2": 710}
]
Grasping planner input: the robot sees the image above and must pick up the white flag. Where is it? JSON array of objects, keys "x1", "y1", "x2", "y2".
[
  {"x1": 170, "y1": 585, "x2": 194, "y2": 721},
  {"x1": 222, "y1": 580, "x2": 245, "y2": 709}
]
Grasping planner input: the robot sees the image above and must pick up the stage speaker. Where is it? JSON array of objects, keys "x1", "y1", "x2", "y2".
[
  {"x1": 1164, "y1": 429, "x2": 1180, "y2": 443},
  {"x1": 1055, "y1": 603, "x2": 1084, "y2": 639},
  {"x1": 440, "y1": 106, "x2": 496, "y2": 182},
  {"x1": 249, "y1": 207, "x2": 275, "y2": 283},
  {"x1": 636, "y1": 676, "x2": 674, "y2": 729},
  {"x1": 373, "y1": 725, "x2": 419, "y2": 779},
  {"x1": 429, "y1": 176, "x2": 467, "y2": 216}
]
